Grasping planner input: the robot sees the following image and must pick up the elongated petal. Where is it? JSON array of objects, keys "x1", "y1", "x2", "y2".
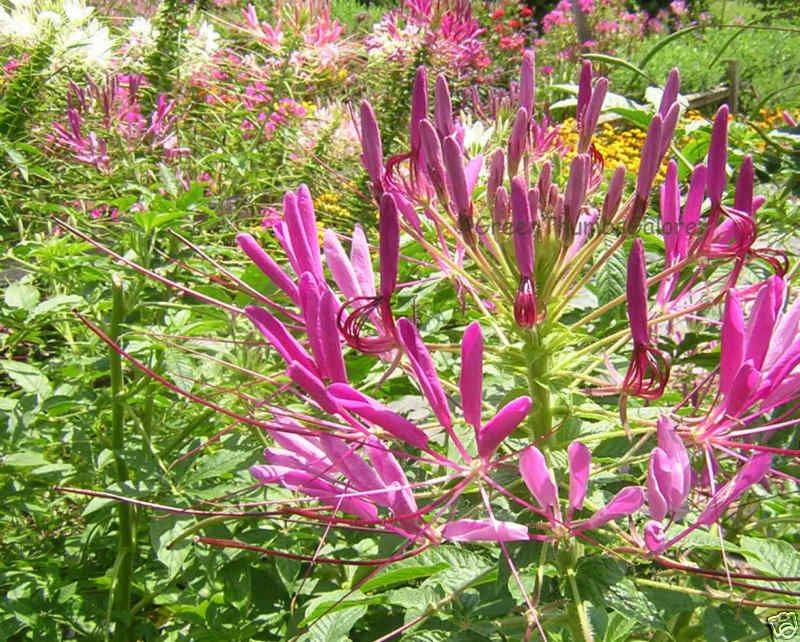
[
  {"x1": 298, "y1": 273, "x2": 326, "y2": 373},
  {"x1": 745, "y1": 276, "x2": 782, "y2": 370},
  {"x1": 487, "y1": 149, "x2": 505, "y2": 210},
  {"x1": 564, "y1": 154, "x2": 588, "y2": 227},
  {"x1": 579, "y1": 486, "x2": 644, "y2": 531},
  {"x1": 319, "y1": 289, "x2": 347, "y2": 382},
  {"x1": 567, "y1": 441, "x2": 591, "y2": 518},
  {"x1": 287, "y1": 362, "x2": 339, "y2": 414},
  {"x1": 396, "y1": 317, "x2": 452, "y2": 429},
  {"x1": 284, "y1": 191, "x2": 318, "y2": 280},
  {"x1": 250, "y1": 464, "x2": 378, "y2": 521},
  {"x1": 296, "y1": 184, "x2": 323, "y2": 281},
  {"x1": 697, "y1": 453, "x2": 771, "y2": 526},
  {"x1": 324, "y1": 229, "x2": 362, "y2": 301},
  {"x1": 680, "y1": 163, "x2": 706, "y2": 257},
  {"x1": 351, "y1": 224, "x2": 376, "y2": 298},
  {"x1": 720, "y1": 292, "x2": 745, "y2": 397},
  {"x1": 364, "y1": 435, "x2": 417, "y2": 518},
  {"x1": 244, "y1": 305, "x2": 316, "y2": 373},
  {"x1": 661, "y1": 160, "x2": 680, "y2": 264},
  {"x1": 707, "y1": 105, "x2": 729, "y2": 207},
  {"x1": 626, "y1": 238, "x2": 649, "y2": 345},
  {"x1": 511, "y1": 175, "x2": 533, "y2": 277},
  {"x1": 328, "y1": 383, "x2": 429, "y2": 449},
  {"x1": 764, "y1": 296, "x2": 800, "y2": 370},
  {"x1": 478, "y1": 396, "x2": 531, "y2": 459},
  {"x1": 379, "y1": 193, "x2": 400, "y2": 299},
  {"x1": 724, "y1": 360, "x2": 760, "y2": 417},
  {"x1": 317, "y1": 434, "x2": 384, "y2": 496},
  {"x1": 459, "y1": 321, "x2": 483, "y2": 429},
  {"x1": 520, "y1": 446, "x2": 559, "y2": 515},
  {"x1": 360, "y1": 100, "x2": 383, "y2": 186},
  {"x1": 237, "y1": 233, "x2": 300, "y2": 305},
  {"x1": 419, "y1": 118, "x2": 447, "y2": 198},
  {"x1": 442, "y1": 519, "x2": 529, "y2": 542}
]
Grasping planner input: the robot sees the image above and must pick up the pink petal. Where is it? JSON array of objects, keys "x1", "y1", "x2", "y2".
[
  {"x1": 720, "y1": 292, "x2": 745, "y2": 397},
  {"x1": 477, "y1": 396, "x2": 531, "y2": 459},
  {"x1": 579, "y1": 486, "x2": 644, "y2": 531},
  {"x1": 328, "y1": 383, "x2": 429, "y2": 449},
  {"x1": 351, "y1": 224, "x2": 376, "y2": 298},
  {"x1": 511, "y1": 175, "x2": 533, "y2": 277},
  {"x1": 567, "y1": 441, "x2": 591, "y2": 518},
  {"x1": 379, "y1": 193, "x2": 399, "y2": 299},
  {"x1": 324, "y1": 229, "x2": 362, "y2": 301},
  {"x1": 237, "y1": 233, "x2": 300, "y2": 305},
  {"x1": 396, "y1": 317, "x2": 452, "y2": 429},
  {"x1": 244, "y1": 305, "x2": 316, "y2": 373},
  {"x1": 707, "y1": 105, "x2": 729, "y2": 207},
  {"x1": 520, "y1": 446, "x2": 559, "y2": 515},
  {"x1": 441, "y1": 519, "x2": 529, "y2": 542},
  {"x1": 696, "y1": 453, "x2": 771, "y2": 526}
]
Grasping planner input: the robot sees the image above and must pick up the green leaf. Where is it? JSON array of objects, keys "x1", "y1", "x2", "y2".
[
  {"x1": 701, "y1": 604, "x2": 763, "y2": 641},
  {"x1": 2, "y1": 451, "x2": 48, "y2": 467},
  {"x1": 297, "y1": 604, "x2": 367, "y2": 642},
  {"x1": 1, "y1": 360, "x2": 52, "y2": 399},
  {"x1": 4, "y1": 281, "x2": 40, "y2": 311},
  {"x1": 361, "y1": 560, "x2": 450, "y2": 592}
]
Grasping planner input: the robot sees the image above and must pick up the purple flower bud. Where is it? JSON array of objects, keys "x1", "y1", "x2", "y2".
[
  {"x1": 507, "y1": 107, "x2": 529, "y2": 178},
  {"x1": 443, "y1": 135, "x2": 470, "y2": 215},
  {"x1": 379, "y1": 193, "x2": 400, "y2": 300},
  {"x1": 576, "y1": 60, "x2": 593, "y2": 122},
  {"x1": 511, "y1": 175, "x2": 534, "y2": 278},
  {"x1": 660, "y1": 160, "x2": 680, "y2": 264},
  {"x1": 734, "y1": 155, "x2": 753, "y2": 214},
  {"x1": 579, "y1": 77, "x2": 608, "y2": 152},
  {"x1": 486, "y1": 149, "x2": 505, "y2": 210},
  {"x1": 519, "y1": 49, "x2": 536, "y2": 117},
  {"x1": 359, "y1": 100, "x2": 384, "y2": 189},
  {"x1": 601, "y1": 164, "x2": 626, "y2": 225},
  {"x1": 658, "y1": 68, "x2": 680, "y2": 117},
  {"x1": 537, "y1": 160, "x2": 552, "y2": 200},
  {"x1": 493, "y1": 186, "x2": 509, "y2": 226},
  {"x1": 434, "y1": 74, "x2": 454, "y2": 137},
  {"x1": 460, "y1": 321, "x2": 483, "y2": 429},
  {"x1": 409, "y1": 66, "x2": 428, "y2": 154},
  {"x1": 514, "y1": 276, "x2": 538, "y2": 328},
  {"x1": 627, "y1": 238, "x2": 649, "y2": 346},
  {"x1": 707, "y1": 105, "x2": 729, "y2": 208},
  {"x1": 419, "y1": 119, "x2": 448, "y2": 201},
  {"x1": 627, "y1": 114, "x2": 663, "y2": 234},
  {"x1": 528, "y1": 186, "x2": 540, "y2": 227},
  {"x1": 564, "y1": 154, "x2": 589, "y2": 229},
  {"x1": 659, "y1": 102, "x2": 680, "y2": 159},
  {"x1": 680, "y1": 164, "x2": 706, "y2": 257}
]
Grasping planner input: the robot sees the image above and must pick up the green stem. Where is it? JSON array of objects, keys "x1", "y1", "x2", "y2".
[
  {"x1": 567, "y1": 567, "x2": 595, "y2": 642},
  {"x1": 110, "y1": 275, "x2": 134, "y2": 642},
  {"x1": 524, "y1": 329, "x2": 552, "y2": 442}
]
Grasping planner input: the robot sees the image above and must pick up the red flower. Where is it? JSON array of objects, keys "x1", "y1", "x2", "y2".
[
  {"x1": 521, "y1": 7, "x2": 533, "y2": 16},
  {"x1": 492, "y1": 8, "x2": 505, "y2": 19},
  {"x1": 509, "y1": 19, "x2": 520, "y2": 28}
]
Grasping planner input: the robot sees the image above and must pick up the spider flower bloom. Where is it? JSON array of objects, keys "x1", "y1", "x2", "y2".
[
  {"x1": 699, "y1": 276, "x2": 800, "y2": 442},
  {"x1": 520, "y1": 443, "x2": 644, "y2": 535},
  {"x1": 510, "y1": 176, "x2": 538, "y2": 328},
  {"x1": 623, "y1": 239, "x2": 670, "y2": 399}
]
